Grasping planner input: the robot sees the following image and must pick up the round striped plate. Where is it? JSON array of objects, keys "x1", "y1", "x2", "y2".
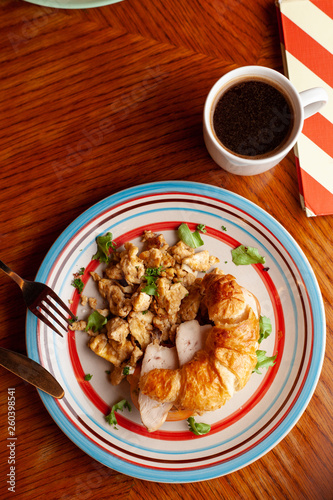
[{"x1": 26, "y1": 181, "x2": 325, "y2": 482}]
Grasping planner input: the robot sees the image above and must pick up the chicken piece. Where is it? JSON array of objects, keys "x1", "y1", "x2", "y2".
[
  {"x1": 182, "y1": 250, "x2": 219, "y2": 272},
  {"x1": 98, "y1": 279, "x2": 132, "y2": 318},
  {"x1": 168, "y1": 240, "x2": 195, "y2": 263},
  {"x1": 96, "y1": 308, "x2": 110, "y2": 317},
  {"x1": 152, "y1": 312, "x2": 179, "y2": 342},
  {"x1": 176, "y1": 320, "x2": 211, "y2": 366},
  {"x1": 109, "y1": 338, "x2": 134, "y2": 365},
  {"x1": 128, "y1": 311, "x2": 154, "y2": 350},
  {"x1": 139, "y1": 248, "x2": 175, "y2": 269},
  {"x1": 68, "y1": 319, "x2": 97, "y2": 338},
  {"x1": 141, "y1": 231, "x2": 169, "y2": 251},
  {"x1": 172, "y1": 264, "x2": 197, "y2": 288},
  {"x1": 132, "y1": 291, "x2": 152, "y2": 312},
  {"x1": 179, "y1": 279, "x2": 203, "y2": 321},
  {"x1": 88, "y1": 333, "x2": 133, "y2": 366},
  {"x1": 138, "y1": 343, "x2": 179, "y2": 432},
  {"x1": 156, "y1": 278, "x2": 188, "y2": 316},
  {"x1": 110, "y1": 366, "x2": 126, "y2": 385},
  {"x1": 129, "y1": 345, "x2": 143, "y2": 366},
  {"x1": 81, "y1": 295, "x2": 88, "y2": 306},
  {"x1": 179, "y1": 270, "x2": 197, "y2": 288},
  {"x1": 105, "y1": 263, "x2": 123, "y2": 280},
  {"x1": 106, "y1": 317, "x2": 130, "y2": 344},
  {"x1": 88, "y1": 297, "x2": 98, "y2": 309},
  {"x1": 90, "y1": 272, "x2": 101, "y2": 282},
  {"x1": 68, "y1": 320, "x2": 87, "y2": 331},
  {"x1": 120, "y1": 242, "x2": 145, "y2": 284},
  {"x1": 164, "y1": 267, "x2": 176, "y2": 280}
]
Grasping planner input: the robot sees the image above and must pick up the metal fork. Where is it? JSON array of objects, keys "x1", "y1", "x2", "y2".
[{"x1": 0, "y1": 259, "x2": 76, "y2": 337}]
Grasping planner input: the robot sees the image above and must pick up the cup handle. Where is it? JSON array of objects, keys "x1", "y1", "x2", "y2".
[{"x1": 299, "y1": 87, "x2": 328, "y2": 119}]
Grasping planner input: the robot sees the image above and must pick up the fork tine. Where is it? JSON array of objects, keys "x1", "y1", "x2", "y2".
[
  {"x1": 37, "y1": 301, "x2": 69, "y2": 331},
  {"x1": 32, "y1": 308, "x2": 64, "y2": 337},
  {"x1": 42, "y1": 297, "x2": 69, "y2": 324},
  {"x1": 46, "y1": 288, "x2": 76, "y2": 320}
]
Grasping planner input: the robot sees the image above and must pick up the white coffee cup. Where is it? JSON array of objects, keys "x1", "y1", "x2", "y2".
[{"x1": 203, "y1": 66, "x2": 328, "y2": 176}]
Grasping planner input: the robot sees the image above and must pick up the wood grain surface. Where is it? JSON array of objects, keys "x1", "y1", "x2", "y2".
[{"x1": 0, "y1": 0, "x2": 332, "y2": 498}]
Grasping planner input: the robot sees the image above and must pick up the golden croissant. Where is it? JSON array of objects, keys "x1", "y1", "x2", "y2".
[{"x1": 139, "y1": 272, "x2": 260, "y2": 414}]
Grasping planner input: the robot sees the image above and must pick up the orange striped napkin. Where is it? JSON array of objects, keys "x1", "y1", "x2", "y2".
[{"x1": 277, "y1": 0, "x2": 333, "y2": 216}]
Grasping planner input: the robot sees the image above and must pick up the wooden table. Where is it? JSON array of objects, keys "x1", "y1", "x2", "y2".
[{"x1": 0, "y1": 0, "x2": 332, "y2": 498}]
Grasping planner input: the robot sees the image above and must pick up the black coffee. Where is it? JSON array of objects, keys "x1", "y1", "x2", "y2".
[{"x1": 212, "y1": 77, "x2": 294, "y2": 158}]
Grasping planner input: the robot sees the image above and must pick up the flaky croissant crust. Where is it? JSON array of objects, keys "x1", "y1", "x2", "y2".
[{"x1": 139, "y1": 272, "x2": 260, "y2": 414}]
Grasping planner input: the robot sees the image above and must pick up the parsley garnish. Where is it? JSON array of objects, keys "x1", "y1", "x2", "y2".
[
  {"x1": 196, "y1": 224, "x2": 207, "y2": 233},
  {"x1": 231, "y1": 245, "x2": 265, "y2": 265},
  {"x1": 92, "y1": 232, "x2": 116, "y2": 263},
  {"x1": 187, "y1": 417, "x2": 211, "y2": 436},
  {"x1": 85, "y1": 310, "x2": 108, "y2": 333},
  {"x1": 221, "y1": 225, "x2": 227, "y2": 231},
  {"x1": 123, "y1": 366, "x2": 130, "y2": 375},
  {"x1": 68, "y1": 315, "x2": 78, "y2": 324},
  {"x1": 72, "y1": 278, "x2": 84, "y2": 294},
  {"x1": 84, "y1": 374, "x2": 93, "y2": 381},
  {"x1": 78, "y1": 267, "x2": 85, "y2": 276},
  {"x1": 105, "y1": 399, "x2": 131, "y2": 429},
  {"x1": 141, "y1": 266, "x2": 164, "y2": 296}
]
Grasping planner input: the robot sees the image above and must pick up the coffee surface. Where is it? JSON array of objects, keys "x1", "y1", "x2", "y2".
[{"x1": 212, "y1": 78, "x2": 293, "y2": 158}]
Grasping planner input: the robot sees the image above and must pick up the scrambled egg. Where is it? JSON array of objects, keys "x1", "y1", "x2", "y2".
[{"x1": 69, "y1": 230, "x2": 219, "y2": 385}]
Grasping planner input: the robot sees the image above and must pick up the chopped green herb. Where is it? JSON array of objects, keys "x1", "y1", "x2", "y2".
[
  {"x1": 142, "y1": 310, "x2": 148, "y2": 315},
  {"x1": 84, "y1": 374, "x2": 93, "y2": 381},
  {"x1": 187, "y1": 417, "x2": 211, "y2": 436},
  {"x1": 105, "y1": 370, "x2": 111, "y2": 375},
  {"x1": 231, "y1": 245, "x2": 265, "y2": 266},
  {"x1": 142, "y1": 266, "x2": 164, "y2": 296},
  {"x1": 68, "y1": 315, "x2": 78, "y2": 324},
  {"x1": 92, "y1": 232, "x2": 116, "y2": 263},
  {"x1": 142, "y1": 283, "x2": 158, "y2": 295},
  {"x1": 85, "y1": 310, "x2": 108, "y2": 333},
  {"x1": 196, "y1": 224, "x2": 207, "y2": 234},
  {"x1": 72, "y1": 278, "x2": 84, "y2": 294},
  {"x1": 78, "y1": 267, "x2": 85, "y2": 276},
  {"x1": 145, "y1": 266, "x2": 164, "y2": 277},
  {"x1": 253, "y1": 350, "x2": 277, "y2": 374},
  {"x1": 259, "y1": 316, "x2": 272, "y2": 344},
  {"x1": 105, "y1": 399, "x2": 132, "y2": 429},
  {"x1": 178, "y1": 223, "x2": 204, "y2": 248},
  {"x1": 221, "y1": 225, "x2": 227, "y2": 231},
  {"x1": 123, "y1": 366, "x2": 130, "y2": 376}
]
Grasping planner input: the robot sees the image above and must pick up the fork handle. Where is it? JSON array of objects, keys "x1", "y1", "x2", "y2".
[{"x1": 0, "y1": 259, "x2": 25, "y2": 288}]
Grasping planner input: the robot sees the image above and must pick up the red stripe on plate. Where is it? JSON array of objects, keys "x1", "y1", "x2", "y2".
[{"x1": 281, "y1": 13, "x2": 333, "y2": 87}]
